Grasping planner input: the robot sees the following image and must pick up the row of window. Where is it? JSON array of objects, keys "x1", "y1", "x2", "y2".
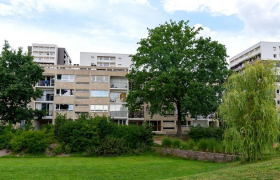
[
  {"x1": 55, "y1": 89, "x2": 109, "y2": 97},
  {"x1": 56, "y1": 75, "x2": 110, "y2": 83},
  {"x1": 55, "y1": 104, "x2": 126, "y2": 112}
]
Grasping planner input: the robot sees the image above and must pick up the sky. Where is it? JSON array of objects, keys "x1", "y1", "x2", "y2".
[{"x1": 1, "y1": 0, "x2": 280, "y2": 64}]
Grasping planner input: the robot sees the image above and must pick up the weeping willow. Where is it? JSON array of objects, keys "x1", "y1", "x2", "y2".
[{"x1": 219, "y1": 60, "x2": 279, "y2": 162}]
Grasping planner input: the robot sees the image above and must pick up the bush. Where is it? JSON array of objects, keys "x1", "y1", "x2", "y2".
[
  {"x1": 206, "y1": 139, "x2": 218, "y2": 152},
  {"x1": 10, "y1": 130, "x2": 52, "y2": 154},
  {"x1": 197, "y1": 139, "x2": 208, "y2": 151},
  {"x1": 54, "y1": 144, "x2": 63, "y2": 155},
  {"x1": 214, "y1": 143, "x2": 224, "y2": 153},
  {"x1": 10, "y1": 135, "x2": 25, "y2": 152},
  {"x1": 181, "y1": 142, "x2": 188, "y2": 150},
  {"x1": 0, "y1": 125, "x2": 19, "y2": 150},
  {"x1": 65, "y1": 144, "x2": 71, "y2": 154},
  {"x1": 172, "y1": 139, "x2": 182, "y2": 149},
  {"x1": 22, "y1": 130, "x2": 50, "y2": 154},
  {"x1": 97, "y1": 136, "x2": 127, "y2": 156},
  {"x1": 187, "y1": 125, "x2": 224, "y2": 141},
  {"x1": 162, "y1": 138, "x2": 172, "y2": 147},
  {"x1": 187, "y1": 139, "x2": 196, "y2": 150},
  {"x1": 55, "y1": 115, "x2": 153, "y2": 154}
]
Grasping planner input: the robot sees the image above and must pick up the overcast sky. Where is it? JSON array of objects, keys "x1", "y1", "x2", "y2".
[{"x1": 1, "y1": 0, "x2": 280, "y2": 64}]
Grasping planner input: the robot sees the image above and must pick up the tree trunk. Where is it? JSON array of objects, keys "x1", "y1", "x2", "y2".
[{"x1": 177, "y1": 103, "x2": 182, "y2": 137}]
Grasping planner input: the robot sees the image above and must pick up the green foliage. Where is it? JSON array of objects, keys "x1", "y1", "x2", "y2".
[
  {"x1": 10, "y1": 134, "x2": 25, "y2": 152},
  {"x1": 0, "y1": 125, "x2": 16, "y2": 150},
  {"x1": 55, "y1": 115, "x2": 153, "y2": 155},
  {"x1": 187, "y1": 125, "x2": 224, "y2": 141},
  {"x1": 205, "y1": 139, "x2": 219, "y2": 152},
  {"x1": 162, "y1": 138, "x2": 172, "y2": 147},
  {"x1": 126, "y1": 20, "x2": 230, "y2": 136},
  {"x1": 197, "y1": 139, "x2": 208, "y2": 151},
  {"x1": 97, "y1": 136, "x2": 127, "y2": 156},
  {"x1": 187, "y1": 139, "x2": 196, "y2": 150},
  {"x1": 0, "y1": 41, "x2": 44, "y2": 124},
  {"x1": 54, "y1": 144, "x2": 63, "y2": 155},
  {"x1": 219, "y1": 60, "x2": 279, "y2": 162},
  {"x1": 172, "y1": 139, "x2": 182, "y2": 149}
]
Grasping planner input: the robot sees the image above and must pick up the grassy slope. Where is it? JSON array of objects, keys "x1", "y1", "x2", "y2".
[
  {"x1": 0, "y1": 155, "x2": 225, "y2": 180},
  {"x1": 176, "y1": 156, "x2": 280, "y2": 180}
]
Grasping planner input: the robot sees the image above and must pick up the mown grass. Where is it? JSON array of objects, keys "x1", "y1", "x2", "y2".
[
  {"x1": 1, "y1": 154, "x2": 280, "y2": 180},
  {"x1": 0, "y1": 154, "x2": 226, "y2": 180}
]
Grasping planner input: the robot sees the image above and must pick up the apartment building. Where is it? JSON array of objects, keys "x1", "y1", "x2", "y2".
[
  {"x1": 80, "y1": 52, "x2": 132, "y2": 68},
  {"x1": 31, "y1": 49, "x2": 218, "y2": 133},
  {"x1": 28, "y1": 43, "x2": 72, "y2": 65},
  {"x1": 229, "y1": 41, "x2": 280, "y2": 109},
  {"x1": 229, "y1": 41, "x2": 280, "y2": 72}
]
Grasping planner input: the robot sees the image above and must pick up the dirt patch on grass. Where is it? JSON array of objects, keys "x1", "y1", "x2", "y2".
[{"x1": 0, "y1": 149, "x2": 12, "y2": 157}]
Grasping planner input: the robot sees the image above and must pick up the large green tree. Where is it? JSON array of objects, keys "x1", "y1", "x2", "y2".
[
  {"x1": 126, "y1": 20, "x2": 229, "y2": 136},
  {"x1": 219, "y1": 60, "x2": 279, "y2": 162},
  {"x1": 0, "y1": 41, "x2": 44, "y2": 125}
]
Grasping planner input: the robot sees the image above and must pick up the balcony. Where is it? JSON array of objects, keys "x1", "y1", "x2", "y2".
[
  {"x1": 36, "y1": 79, "x2": 55, "y2": 87},
  {"x1": 110, "y1": 82, "x2": 128, "y2": 89},
  {"x1": 110, "y1": 111, "x2": 127, "y2": 118},
  {"x1": 36, "y1": 95, "x2": 54, "y2": 101},
  {"x1": 129, "y1": 109, "x2": 144, "y2": 118}
]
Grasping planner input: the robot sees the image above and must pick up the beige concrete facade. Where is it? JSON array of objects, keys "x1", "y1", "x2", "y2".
[{"x1": 32, "y1": 64, "x2": 218, "y2": 134}]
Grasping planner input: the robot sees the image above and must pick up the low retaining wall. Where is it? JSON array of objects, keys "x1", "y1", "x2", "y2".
[{"x1": 154, "y1": 147, "x2": 237, "y2": 163}]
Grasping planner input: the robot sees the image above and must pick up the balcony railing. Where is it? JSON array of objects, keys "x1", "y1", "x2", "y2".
[
  {"x1": 36, "y1": 95, "x2": 54, "y2": 101},
  {"x1": 129, "y1": 110, "x2": 144, "y2": 118},
  {"x1": 110, "y1": 111, "x2": 127, "y2": 118},
  {"x1": 36, "y1": 79, "x2": 55, "y2": 87},
  {"x1": 110, "y1": 82, "x2": 128, "y2": 89}
]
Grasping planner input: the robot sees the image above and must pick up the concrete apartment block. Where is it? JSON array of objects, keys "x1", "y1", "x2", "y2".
[
  {"x1": 80, "y1": 52, "x2": 132, "y2": 68},
  {"x1": 28, "y1": 43, "x2": 72, "y2": 65},
  {"x1": 229, "y1": 41, "x2": 280, "y2": 109},
  {"x1": 29, "y1": 46, "x2": 218, "y2": 134},
  {"x1": 229, "y1": 41, "x2": 280, "y2": 72}
]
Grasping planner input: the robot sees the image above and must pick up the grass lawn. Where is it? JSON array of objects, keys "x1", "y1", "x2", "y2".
[{"x1": 0, "y1": 154, "x2": 280, "y2": 180}]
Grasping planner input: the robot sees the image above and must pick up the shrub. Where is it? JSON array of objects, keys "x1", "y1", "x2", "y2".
[
  {"x1": 206, "y1": 139, "x2": 218, "y2": 152},
  {"x1": 214, "y1": 143, "x2": 224, "y2": 153},
  {"x1": 65, "y1": 144, "x2": 71, "y2": 154},
  {"x1": 0, "y1": 125, "x2": 18, "y2": 150},
  {"x1": 162, "y1": 138, "x2": 172, "y2": 147},
  {"x1": 181, "y1": 142, "x2": 188, "y2": 150},
  {"x1": 23, "y1": 130, "x2": 50, "y2": 154},
  {"x1": 10, "y1": 130, "x2": 52, "y2": 154},
  {"x1": 54, "y1": 144, "x2": 63, "y2": 155},
  {"x1": 197, "y1": 139, "x2": 208, "y2": 151},
  {"x1": 187, "y1": 125, "x2": 224, "y2": 141},
  {"x1": 97, "y1": 136, "x2": 127, "y2": 156},
  {"x1": 187, "y1": 139, "x2": 196, "y2": 150},
  {"x1": 172, "y1": 139, "x2": 182, "y2": 149},
  {"x1": 10, "y1": 135, "x2": 25, "y2": 152}
]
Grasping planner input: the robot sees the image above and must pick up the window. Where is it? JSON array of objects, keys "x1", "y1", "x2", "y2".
[
  {"x1": 178, "y1": 121, "x2": 192, "y2": 127},
  {"x1": 277, "y1": 89, "x2": 280, "y2": 94},
  {"x1": 163, "y1": 127, "x2": 174, "y2": 130},
  {"x1": 55, "y1": 104, "x2": 73, "y2": 111},
  {"x1": 91, "y1": 56, "x2": 94, "y2": 58},
  {"x1": 56, "y1": 89, "x2": 74, "y2": 96},
  {"x1": 91, "y1": 76, "x2": 109, "y2": 83},
  {"x1": 274, "y1": 54, "x2": 277, "y2": 58},
  {"x1": 273, "y1": 47, "x2": 276, "y2": 51},
  {"x1": 110, "y1": 104, "x2": 127, "y2": 111},
  {"x1": 146, "y1": 107, "x2": 150, "y2": 114},
  {"x1": 90, "y1": 105, "x2": 108, "y2": 112},
  {"x1": 76, "y1": 89, "x2": 89, "y2": 92},
  {"x1": 57, "y1": 74, "x2": 74, "y2": 81},
  {"x1": 91, "y1": 90, "x2": 108, "y2": 97},
  {"x1": 278, "y1": 100, "x2": 280, "y2": 105}
]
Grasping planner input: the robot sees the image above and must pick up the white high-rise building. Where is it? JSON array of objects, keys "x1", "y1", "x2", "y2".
[
  {"x1": 28, "y1": 43, "x2": 72, "y2": 65},
  {"x1": 80, "y1": 52, "x2": 132, "y2": 68},
  {"x1": 229, "y1": 41, "x2": 280, "y2": 71}
]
